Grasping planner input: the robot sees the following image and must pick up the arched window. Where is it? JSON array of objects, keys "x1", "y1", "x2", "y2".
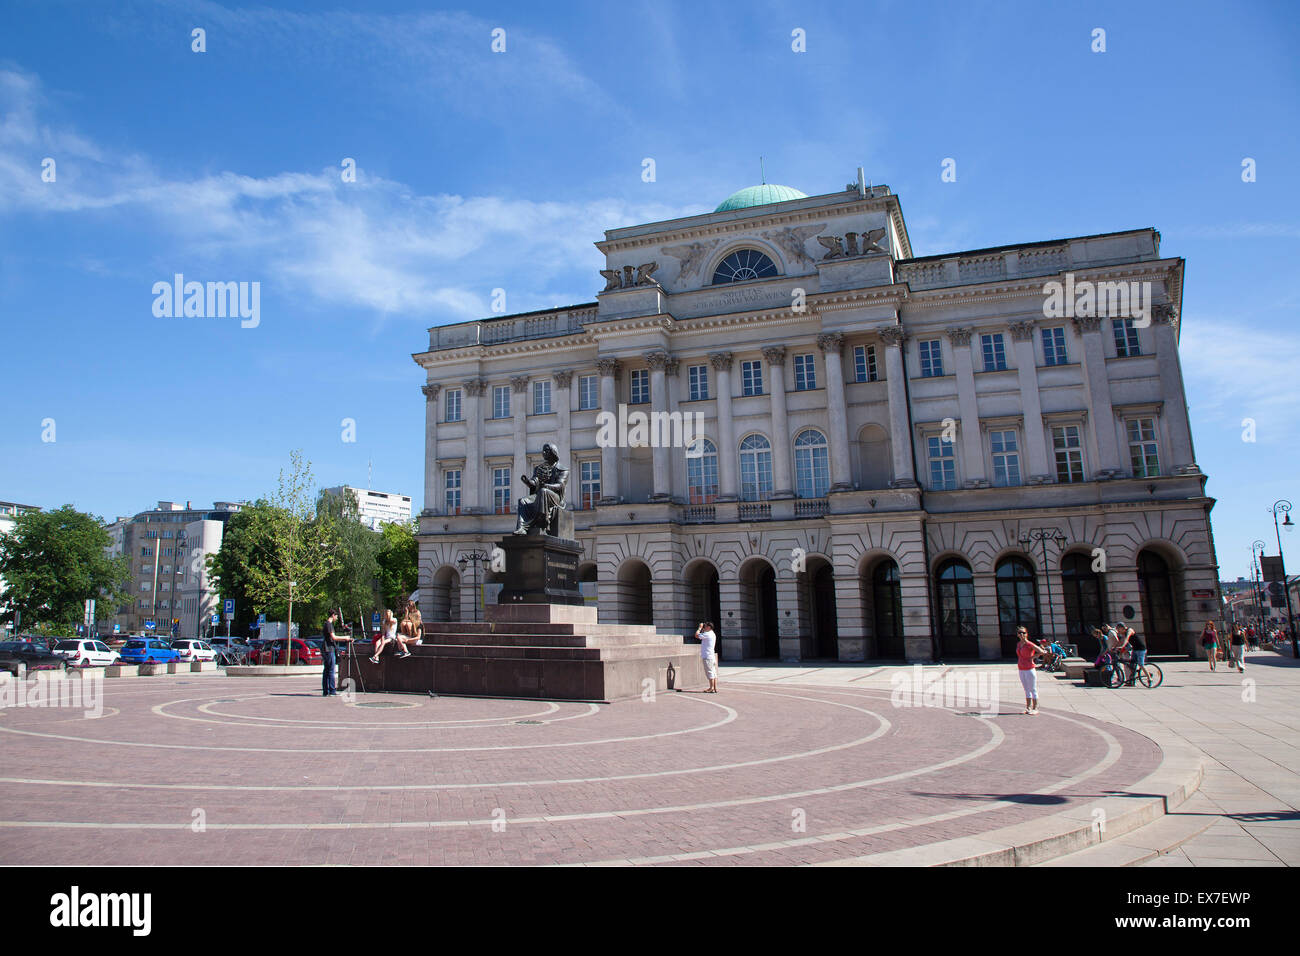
[
  {"x1": 872, "y1": 559, "x2": 903, "y2": 657},
  {"x1": 739, "y1": 434, "x2": 774, "y2": 501},
  {"x1": 794, "y1": 429, "x2": 830, "y2": 498},
  {"x1": 686, "y1": 438, "x2": 719, "y2": 504},
  {"x1": 1062, "y1": 552, "x2": 1106, "y2": 656},
  {"x1": 936, "y1": 559, "x2": 977, "y2": 656},
  {"x1": 712, "y1": 249, "x2": 778, "y2": 285},
  {"x1": 996, "y1": 557, "x2": 1040, "y2": 653}
]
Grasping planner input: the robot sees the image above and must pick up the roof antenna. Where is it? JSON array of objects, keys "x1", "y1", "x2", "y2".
[
  {"x1": 856, "y1": 166, "x2": 867, "y2": 199},
  {"x1": 759, "y1": 156, "x2": 766, "y2": 185}
]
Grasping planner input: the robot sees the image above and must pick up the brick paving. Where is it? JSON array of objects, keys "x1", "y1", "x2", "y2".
[{"x1": 0, "y1": 670, "x2": 1161, "y2": 865}]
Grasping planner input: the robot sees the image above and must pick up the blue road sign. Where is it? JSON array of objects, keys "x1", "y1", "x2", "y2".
[
  {"x1": 257, "y1": 613, "x2": 267, "y2": 626},
  {"x1": 113, "y1": 623, "x2": 121, "y2": 634},
  {"x1": 211, "y1": 613, "x2": 220, "y2": 625},
  {"x1": 144, "y1": 620, "x2": 156, "y2": 631}
]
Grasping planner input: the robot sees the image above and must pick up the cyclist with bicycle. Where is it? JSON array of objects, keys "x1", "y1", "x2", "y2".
[{"x1": 1113, "y1": 624, "x2": 1147, "y2": 686}]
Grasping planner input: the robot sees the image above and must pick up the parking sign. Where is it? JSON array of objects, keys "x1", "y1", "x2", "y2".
[{"x1": 223, "y1": 598, "x2": 235, "y2": 621}]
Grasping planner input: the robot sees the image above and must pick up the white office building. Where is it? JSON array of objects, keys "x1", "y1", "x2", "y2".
[{"x1": 325, "y1": 486, "x2": 413, "y2": 531}]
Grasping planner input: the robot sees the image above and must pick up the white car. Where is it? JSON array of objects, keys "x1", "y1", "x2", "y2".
[
  {"x1": 51, "y1": 639, "x2": 119, "y2": 668},
  {"x1": 171, "y1": 639, "x2": 216, "y2": 663}
]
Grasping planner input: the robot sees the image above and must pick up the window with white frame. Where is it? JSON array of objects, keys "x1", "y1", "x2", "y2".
[
  {"x1": 794, "y1": 429, "x2": 830, "y2": 498},
  {"x1": 1112, "y1": 318, "x2": 1141, "y2": 357},
  {"x1": 532, "y1": 380, "x2": 551, "y2": 415},
  {"x1": 1052, "y1": 425, "x2": 1085, "y2": 483},
  {"x1": 793, "y1": 353, "x2": 817, "y2": 390},
  {"x1": 140, "y1": 582, "x2": 151, "y2": 592},
  {"x1": 1041, "y1": 327, "x2": 1068, "y2": 366},
  {"x1": 444, "y1": 469, "x2": 462, "y2": 514},
  {"x1": 688, "y1": 364, "x2": 708, "y2": 401},
  {"x1": 629, "y1": 368, "x2": 650, "y2": 405},
  {"x1": 492, "y1": 467, "x2": 511, "y2": 515},
  {"x1": 492, "y1": 385, "x2": 510, "y2": 419},
  {"x1": 989, "y1": 430, "x2": 1021, "y2": 487},
  {"x1": 578, "y1": 374, "x2": 598, "y2": 410},
  {"x1": 444, "y1": 388, "x2": 463, "y2": 422},
  {"x1": 580, "y1": 460, "x2": 601, "y2": 509},
  {"x1": 981, "y1": 333, "x2": 1008, "y2": 371},
  {"x1": 927, "y1": 435, "x2": 957, "y2": 490},
  {"x1": 854, "y1": 344, "x2": 879, "y2": 382},
  {"x1": 686, "y1": 439, "x2": 719, "y2": 504},
  {"x1": 1127, "y1": 418, "x2": 1160, "y2": 477},
  {"x1": 741, "y1": 360, "x2": 764, "y2": 396},
  {"x1": 739, "y1": 434, "x2": 774, "y2": 500},
  {"x1": 919, "y1": 339, "x2": 944, "y2": 377}
]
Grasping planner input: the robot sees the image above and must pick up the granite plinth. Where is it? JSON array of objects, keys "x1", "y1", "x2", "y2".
[{"x1": 495, "y1": 534, "x2": 584, "y2": 606}]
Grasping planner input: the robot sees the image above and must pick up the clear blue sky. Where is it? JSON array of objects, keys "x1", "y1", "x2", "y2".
[{"x1": 1, "y1": 0, "x2": 1297, "y2": 579}]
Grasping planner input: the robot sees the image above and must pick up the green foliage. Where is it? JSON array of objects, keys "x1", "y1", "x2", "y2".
[
  {"x1": 206, "y1": 501, "x2": 277, "y2": 636},
  {"x1": 317, "y1": 488, "x2": 382, "y2": 626},
  {"x1": 375, "y1": 519, "x2": 419, "y2": 611},
  {"x1": 0, "y1": 505, "x2": 128, "y2": 634}
]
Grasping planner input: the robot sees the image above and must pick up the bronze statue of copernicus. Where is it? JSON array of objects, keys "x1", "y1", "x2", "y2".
[{"x1": 512, "y1": 442, "x2": 569, "y2": 535}]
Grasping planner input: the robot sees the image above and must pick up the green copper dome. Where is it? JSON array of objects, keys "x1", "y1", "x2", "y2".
[{"x1": 714, "y1": 183, "x2": 808, "y2": 212}]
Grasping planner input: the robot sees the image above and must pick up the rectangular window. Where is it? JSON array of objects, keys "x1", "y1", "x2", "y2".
[
  {"x1": 140, "y1": 582, "x2": 151, "y2": 592},
  {"x1": 1052, "y1": 425, "x2": 1085, "y2": 483},
  {"x1": 578, "y1": 375, "x2": 599, "y2": 410},
  {"x1": 444, "y1": 388, "x2": 462, "y2": 422},
  {"x1": 492, "y1": 467, "x2": 511, "y2": 515},
  {"x1": 990, "y1": 430, "x2": 1022, "y2": 487},
  {"x1": 580, "y1": 460, "x2": 601, "y2": 509},
  {"x1": 688, "y1": 364, "x2": 709, "y2": 401},
  {"x1": 793, "y1": 353, "x2": 817, "y2": 390},
  {"x1": 629, "y1": 368, "x2": 650, "y2": 405},
  {"x1": 163, "y1": 547, "x2": 173, "y2": 557},
  {"x1": 1041, "y1": 327, "x2": 1068, "y2": 366},
  {"x1": 1113, "y1": 318, "x2": 1141, "y2": 357},
  {"x1": 444, "y1": 469, "x2": 462, "y2": 515},
  {"x1": 927, "y1": 436, "x2": 957, "y2": 490},
  {"x1": 1127, "y1": 418, "x2": 1160, "y2": 477},
  {"x1": 919, "y1": 339, "x2": 944, "y2": 377},
  {"x1": 854, "y1": 344, "x2": 879, "y2": 383},
  {"x1": 532, "y1": 380, "x2": 551, "y2": 415},
  {"x1": 492, "y1": 385, "x2": 510, "y2": 419},
  {"x1": 741, "y1": 360, "x2": 764, "y2": 396},
  {"x1": 140, "y1": 547, "x2": 152, "y2": 557},
  {"x1": 980, "y1": 333, "x2": 1007, "y2": 372}
]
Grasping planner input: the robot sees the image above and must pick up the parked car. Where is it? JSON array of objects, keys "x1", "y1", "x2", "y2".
[
  {"x1": 262, "y1": 638, "x2": 322, "y2": 666},
  {"x1": 51, "y1": 639, "x2": 120, "y2": 668},
  {"x1": 0, "y1": 640, "x2": 69, "y2": 675},
  {"x1": 171, "y1": 639, "x2": 216, "y2": 663},
  {"x1": 118, "y1": 639, "x2": 180, "y2": 665}
]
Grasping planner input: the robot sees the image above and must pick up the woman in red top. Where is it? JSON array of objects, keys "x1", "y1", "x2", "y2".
[{"x1": 1015, "y1": 626, "x2": 1046, "y2": 715}]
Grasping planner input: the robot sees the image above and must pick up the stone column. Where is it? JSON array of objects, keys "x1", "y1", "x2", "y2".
[
  {"x1": 511, "y1": 375, "x2": 529, "y2": 500},
  {"x1": 596, "y1": 358, "x2": 622, "y2": 503},
  {"x1": 552, "y1": 369, "x2": 573, "y2": 501},
  {"x1": 710, "y1": 352, "x2": 738, "y2": 500},
  {"x1": 776, "y1": 574, "x2": 803, "y2": 661},
  {"x1": 462, "y1": 379, "x2": 486, "y2": 513},
  {"x1": 1008, "y1": 320, "x2": 1051, "y2": 482},
  {"x1": 718, "y1": 575, "x2": 746, "y2": 660},
  {"x1": 1152, "y1": 304, "x2": 1198, "y2": 473},
  {"x1": 1072, "y1": 316, "x2": 1122, "y2": 477},
  {"x1": 421, "y1": 383, "x2": 440, "y2": 515},
  {"x1": 664, "y1": 358, "x2": 682, "y2": 501},
  {"x1": 972, "y1": 570, "x2": 1000, "y2": 659},
  {"x1": 879, "y1": 327, "x2": 917, "y2": 487},
  {"x1": 646, "y1": 351, "x2": 672, "y2": 501},
  {"x1": 763, "y1": 346, "x2": 793, "y2": 498},
  {"x1": 817, "y1": 333, "x2": 852, "y2": 492},
  {"x1": 946, "y1": 327, "x2": 987, "y2": 487},
  {"x1": 833, "y1": 570, "x2": 866, "y2": 661}
]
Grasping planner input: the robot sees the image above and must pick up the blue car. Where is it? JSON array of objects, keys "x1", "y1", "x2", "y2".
[{"x1": 118, "y1": 638, "x2": 180, "y2": 664}]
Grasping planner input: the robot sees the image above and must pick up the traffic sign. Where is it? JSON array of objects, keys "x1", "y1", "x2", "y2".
[
  {"x1": 113, "y1": 623, "x2": 121, "y2": 634},
  {"x1": 223, "y1": 598, "x2": 235, "y2": 621},
  {"x1": 83, "y1": 598, "x2": 95, "y2": 627},
  {"x1": 257, "y1": 613, "x2": 267, "y2": 626},
  {"x1": 211, "y1": 613, "x2": 220, "y2": 625},
  {"x1": 144, "y1": 620, "x2": 156, "y2": 631}
]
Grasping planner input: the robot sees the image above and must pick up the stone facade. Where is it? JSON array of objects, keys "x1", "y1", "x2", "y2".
[{"x1": 412, "y1": 179, "x2": 1219, "y2": 661}]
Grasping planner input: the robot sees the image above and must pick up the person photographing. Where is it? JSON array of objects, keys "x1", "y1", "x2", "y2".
[{"x1": 696, "y1": 622, "x2": 718, "y2": 693}]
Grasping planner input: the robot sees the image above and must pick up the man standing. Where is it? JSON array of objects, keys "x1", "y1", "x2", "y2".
[{"x1": 322, "y1": 610, "x2": 339, "y2": 698}]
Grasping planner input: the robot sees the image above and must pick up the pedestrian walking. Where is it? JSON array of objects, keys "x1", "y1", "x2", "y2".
[
  {"x1": 321, "y1": 610, "x2": 340, "y2": 697},
  {"x1": 1229, "y1": 625, "x2": 1246, "y2": 672},
  {"x1": 1015, "y1": 626, "x2": 1046, "y2": 714},
  {"x1": 1200, "y1": 621, "x2": 1219, "y2": 671},
  {"x1": 696, "y1": 621, "x2": 718, "y2": 693}
]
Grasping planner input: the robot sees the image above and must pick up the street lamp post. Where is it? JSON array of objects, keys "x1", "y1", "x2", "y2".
[
  {"x1": 1270, "y1": 500, "x2": 1298, "y2": 658},
  {"x1": 456, "y1": 550, "x2": 490, "y2": 623},
  {"x1": 169, "y1": 530, "x2": 186, "y2": 639},
  {"x1": 1019, "y1": 528, "x2": 1068, "y2": 643},
  {"x1": 1251, "y1": 540, "x2": 1266, "y2": 631}
]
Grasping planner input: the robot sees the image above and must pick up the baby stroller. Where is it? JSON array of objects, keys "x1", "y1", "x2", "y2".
[{"x1": 1039, "y1": 639, "x2": 1069, "y2": 672}]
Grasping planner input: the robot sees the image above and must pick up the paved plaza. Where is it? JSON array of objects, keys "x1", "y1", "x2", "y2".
[{"x1": 0, "y1": 649, "x2": 1294, "y2": 866}]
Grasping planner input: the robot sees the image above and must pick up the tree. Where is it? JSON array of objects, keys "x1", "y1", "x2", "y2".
[
  {"x1": 317, "y1": 488, "x2": 382, "y2": 630},
  {"x1": 0, "y1": 505, "x2": 127, "y2": 636},
  {"x1": 207, "y1": 500, "x2": 278, "y2": 638},
  {"x1": 241, "y1": 451, "x2": 340, "y2": 644},
  {"x1": 375, "y1": 519, "x2": 419, "y2": 612}
]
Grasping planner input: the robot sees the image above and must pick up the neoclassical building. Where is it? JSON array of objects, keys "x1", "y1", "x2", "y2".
[{"x1": 412, "y1": 176, "x2": 1220, "y2": 661}]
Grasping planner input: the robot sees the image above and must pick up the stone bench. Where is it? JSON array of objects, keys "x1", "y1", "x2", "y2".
[{"x1": 105, "y1": 664, "x2": 139, "y2": 678}]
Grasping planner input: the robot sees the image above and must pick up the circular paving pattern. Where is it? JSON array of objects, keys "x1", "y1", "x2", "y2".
[{"x1": 0, "y1": 676, "x2": 1162, "y2": 865}]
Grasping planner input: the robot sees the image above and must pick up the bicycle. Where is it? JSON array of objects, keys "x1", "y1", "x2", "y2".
[{"x1": 1101, "y1": 650, "x2": 1163, "y2": 689}]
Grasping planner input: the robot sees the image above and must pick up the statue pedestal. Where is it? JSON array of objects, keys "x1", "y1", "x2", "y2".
[{"x1": 495, "y1": 534, "x2": 584, "y2": 606}]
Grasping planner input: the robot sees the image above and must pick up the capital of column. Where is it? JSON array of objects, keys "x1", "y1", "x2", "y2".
[
  {"x1": 1007, "y1": 320, "x2": 1036, "y2": 343},
  {"x1": 1071, "y1": 315, "x2": 1103, "y2": 335},
  {"x1": 709, "y1": 351, "x2": 734, "y2": 371},
  {"x1": 552, "y1": 369, "x2": 573, "y2": 389},
  {"x1": 462, "y1": 378, "x2": 487, "y2": 397},
  {"x1": 644, "y1": 350, "x2": 671, "y2": 371},
  {"x1": 815, "y1": 333, "x2": 843, "y2": 354},
  {"x1": 878, "y1": 326, "x2": 907, "y2": 348},
  {"x1": 945, "y1": 327, "x2": 972, "y2": 346},
  {"x1": 596, "y1": 358, "x2": 622, "y2": 378},
  {"x1": 1152, "y1": 302, "x2": 1179, "y2": 332},
  {"x1": 421, "y1": 383, "x2": 441, "y2": 402},
  {"x1": 510, "y1": 375, "x2": 530, "y2": 394},
  {"x1": 762, "y1": 345, "x2": 787, "y2": 364},
  {"x1": 663, "y1": 358, "x2": 680, "y2": 377}
]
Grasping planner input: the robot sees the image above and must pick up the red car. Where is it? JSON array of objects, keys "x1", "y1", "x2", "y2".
[{"x1": 261, "y1": 638, "x2": 321, "y2": 666}]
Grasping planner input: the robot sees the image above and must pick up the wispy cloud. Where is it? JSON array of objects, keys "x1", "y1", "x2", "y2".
[{"x1": 1180, "y1": 316, "x2": 1300, "y2": 439}]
